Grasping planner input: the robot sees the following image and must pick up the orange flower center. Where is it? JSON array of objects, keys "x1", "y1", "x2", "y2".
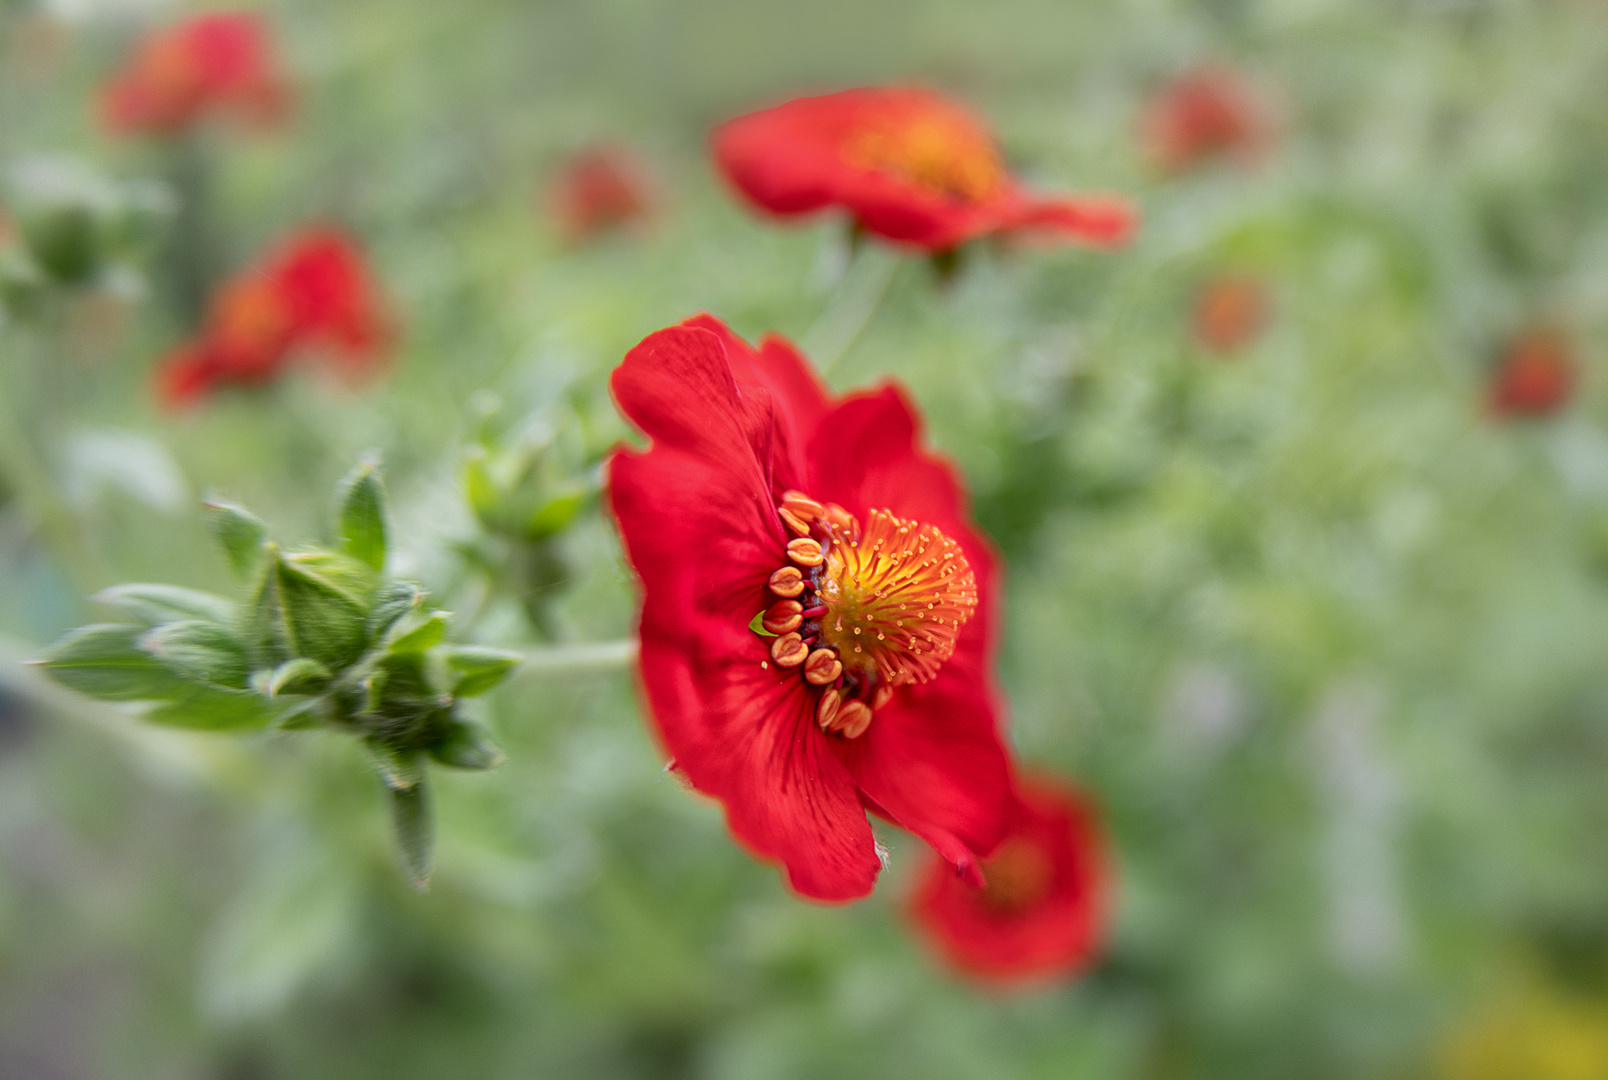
[
  {"x1": 816, "y1": 508, "x2": 976, "y2": 685},
  {"x1": 978, "y1": 836, "x2": 1055, "y2": 914},
  {"x1": 842, "y1": 114, "x2": 1006, "y2": 204},
  {"x1": 754, "y1": 492, "x2": 977, "y2": 740}
]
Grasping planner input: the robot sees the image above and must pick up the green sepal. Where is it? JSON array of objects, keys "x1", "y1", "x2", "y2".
[
  {"x1": 140, "y1": 620, "x2": 250, "y2": 689},
  {"x1": 94, "y1": 583, "x2": 234, "y2": 626},
  {"x1": 365, "y1": 738, "x2": 426, "y2": 791},
  {"x1": 442, "y1": 646, "x2": 521, "y2": 697},
  {"x1": 367, "y1": 582, "x2": 424, "y2": 642},
  {"x1": 749, "y1": 610, "x2": 778, "y2": 638},
  {"x1": 36, "y1": 623, "x2": 192, "y2": 701},
  {"x1": 206, "y1": 500, "x2": 269, "y2": 579},
  {"x1": 251, "y1": 550, "x2": 371, "y2": 671},
  {"x1": 384, "y1": 773, "x2": 433, "y2": 892},
  {"x1": 254, "y1": 657, "x2": 333, "y2": 698},
  {"x1": 427, "y1": 715, "x2": 505, "y2": 770},
  {"x1": 336, "y1": 456, "x2": 389, "y2": 572},
  {"x1": 387, "y1": 610, "x2": 450, "y2": 654},
  {"x1": 144, "y1": 684, "x2": 277, "y2": 731}
]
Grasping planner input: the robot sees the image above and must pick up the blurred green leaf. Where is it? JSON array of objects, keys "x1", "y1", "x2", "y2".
[
  {"x1": 144, "y1": 684, "x2": 276, "y2": 731},
  {"x1": 336, "y1": 456, "x2": 389, "y2": 572},
  {"x1": 527, "y1": 489, "x2": 587, "y2": 540},
  {"x1": 386, "y1": 773, "x2": 434, "y2": 892},
  {"x1": 255, "y1": 657, "x2": 333, "y2": 698},
  {"x1": 36, "y1": 624, "x2": 192, "y2": 702},
  {"x1": 427, "y1": 715, "x2": 505, "y2": 770},
  {"x1": 388, "y1": 610, "x2": 450, "y2": 654},
  {"x1": 206, "y1": 501, "x2": 269, "y2": 579},
  {"x1": 139, "y1": 620, "x2": 250, "y2": 689},
  {"x1": 443, "y1": 645, "x2": 521, "y2": 697},
  {"x1": 93, "y1": 583, "x2": 235, "y2": 626}
]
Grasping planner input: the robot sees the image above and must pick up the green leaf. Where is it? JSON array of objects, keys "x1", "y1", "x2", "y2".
[
  {"x1": 427, "y1": 715, "x2": 505, "y2": 770},
  {"x1": 253, "y1": 552, "x2": 370, "y2": 671},
  {"x1": 36, "y1": 624, "x2": 192, "y2": 701},
  {"x1": 463, "y1": 449, "x2": 500, "y2": 527},
  {"x1": 140, "y1": 621, "x2": 250, "y2": 689},
  {"x1": 336, "y1": 456, "x2": 389, "y2": 572},
  {"x1": 255, "y1": 657, "x2": 332, "y2": 697},
  {"x1": 206, "y1": 500, "x2": 269, "y2": 579},
  {"x1": 94, "y1": 583, "x2": 234, "y2": 626},
  {"x1": 387, "y1": 610, "x2": 449, "y2": 654},
  {"x1": 144, "y1": 684, "x2": 275, "y2": 730},
  {"x1": 385, "y1": 773, "x2": 433, "y2": 892},
  {"x1": 366, "y1": 738, "x2": 425, "y2": 791},
  {"x1": 526, "y1": 489, "x2": 587, "y2": 540},
  {"x1": 442, "y1": 646, "x2": 521, "y2": 697}
]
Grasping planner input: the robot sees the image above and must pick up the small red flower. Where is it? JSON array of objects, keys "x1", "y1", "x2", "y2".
[
  {"x1": 1489, "y1": 327, "x2": 1577, "y2": 418},
  {"x1": 1142, "y1": 67, "x2": 1269, "y2": 175},
  {"x1": 99, "y1": 11, "x2": 289, "y2": 137},
  {"x1": 908, "y1": 775, "x2": 1106, "y2": 983},
  {"x1": 548, "y1": 143, "x2": 656, "y2": 243},
  {"x1": 157, "y1": 228, "x2": 390, "y2": 407},
  {"x1": 608, "y1": 315, "x2": 1015, "y2": 901},
  {"x1": 1193, "y1": 273, "x2": 1270, "y2": 353},
  {"x1": 712, "y1": 87, "x2": 1135, "y2": 253}
]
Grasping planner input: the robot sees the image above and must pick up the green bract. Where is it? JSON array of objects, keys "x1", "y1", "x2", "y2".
[{"x1": 35, "y1": 458, "x2": 521, "y2": 889}]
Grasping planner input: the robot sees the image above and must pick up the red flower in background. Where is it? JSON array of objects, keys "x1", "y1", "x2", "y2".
[
  {"x1": 1193, "y1": 273, "x2": 1270, "y2": 353},
  {"x1": 157, "y1": 229, "x2": 390, "y2": 407},
  {"x1": 608, "y1": 315, "x2": 1015, "y2": 901},
  {"x1": 908, "y1": 775, "x2": 1106, "y2": 983},
  {"x1": 99, "y1": 11, "x2": 288, "y2": 137},
  {"x1": 1142, "y1": 67, "x2": 1269, "y2": 175},
  {"x1": 548, "y1": 143, "x2": 656, "y2": 243},
  {"x1": 1489, "y1": 327, "x2": 1577, "y2": 418},
  {"x1": 712, "y1": 87, "x2": 1135, "y2": 253}
]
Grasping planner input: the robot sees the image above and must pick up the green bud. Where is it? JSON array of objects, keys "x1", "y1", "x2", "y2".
[
  {"x1": 251, "y1": 550, "x2": 373, "y2": 671},
  {"x1": 367, "y1": 581, "x2": 424, "y2": 642}
]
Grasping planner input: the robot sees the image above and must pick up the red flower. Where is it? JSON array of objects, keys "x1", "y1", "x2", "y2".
[
  {"x1": 548, "y1": 143, "x2": 657, "y2": 243},
  {"x1": 1193, "y1": 273, "x2": 1270, "y2": 353},
  {"x1": 1142, "y1": 67, "x2": 1269, "y2": 175},
  {"x1": 712, "y1": 87, "x2": 1135, "y2": 253},
  {"x1": 157, "y1": 229, "x2": 390, "y2": 407},
  {"x1": 1489, "y1": 327, "x2": 1577, "y2": 418},
  {"x1": 908, "y1": 775, "x2": 1106, "y2": 983},
  {"x1": 607, "y1": 315, "x2": 1015, "y2": 901},
  {"x1": 99, "y1": 12, "x2": 289, "y2": 137}
]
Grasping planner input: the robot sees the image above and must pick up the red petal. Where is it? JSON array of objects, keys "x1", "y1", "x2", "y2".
[{"x1": 999, "y1": 194, "x2": 1138, "y2": 248}]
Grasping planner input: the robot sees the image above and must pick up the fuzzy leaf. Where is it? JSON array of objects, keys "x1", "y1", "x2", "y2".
[
  {"x1": 94, "y1": 583, "x2": 234, "y2": 626},
  {"x1": 255, "y1": 657, "x2": 332, "y2": 697},
  {"x1": 526, "y1": 489, "x2": 587, "y2": 541},
  {"x1": 428, "y1": 715, "x2": 505, "y2": 770},
  {"x1": 367, "y1": 582, "x2": 423, "y2": 642},
  {"x1": 388, "y1": 610, "x2": 450, "y2": 654},
  {"x1": 366, "y1": 738, "x2": 425, "y2": 791},
  {"x1": 206, "y1": 500, "x2": 269, "y2": 579},
  {"x1": 36, "y1": 624, "x2": 192, "y2": 701},
  {"x1": 385, "y1": 773, "x2": 433, "y2": 892},
  {"x1": 336, "y1": 457, "x2": 389, "y2": 572},
  {"x1": 255, "y1": 553, "x2": 370, "y2": 671},
  {"x1": 140, "y1": 621, "x2": 250, "y2": 689},
  {"x1": 443, "y1": 646, "x2": 521, "y2": 697},
  {"x1": 144, "y1": 684, "x2": 276, "y2": 730}
]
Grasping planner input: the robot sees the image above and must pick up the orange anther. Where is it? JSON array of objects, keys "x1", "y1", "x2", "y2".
[
  {"x1": 816, "y1": 688, "x2": 841, "y2": 729},
  {"x1": 762, "y1": 599, "x2": 804, "y2": 635},
  {"x1": 781, "y1": 490, "x2": 825, "y2": 522},
  {"x1": 787, "y1": 537, "x2": 824, "y2": 567},
  {"x1": 803, "y1": 648, "x2": 842, "y2": 686},
  {"x1": 871, "y1": 684, "x2": 893, "y2": 710},
  {"x1": 770, "y1": 632, "x2": 808, "y2": 667},
  {"x1": 768, "y1": 566, "x2": 805, "y2": 598},
  {"x1": 835, "y1": 700, "x2": 873, "y2": 738},
  {"x1": 778, "y1": 507, "x2": 811, "y2": 536}
]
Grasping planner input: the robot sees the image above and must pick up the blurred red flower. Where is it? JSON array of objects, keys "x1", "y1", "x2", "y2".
[
  {"x1": 908, "y1": 775, "x2": 1106, "y2": 983},
  {"x1": 608, "y1": 314, "x2": 1015, "y2": 901},
  {"x1": 1193, "y1": 273, "x2": 1270, "y2": 353},
  {"x1": 99, "y1": 11, "x2": 289, "y2": 137},
  {"x1": 157, "y1": 229, "x2": 390, "y2": 407},
  {"x1": 548, "y1": 143, "x2": 656, "y2": 242},
  {"x1": 1489, "y1": 327, "x2": 1577, "y2": 418},
  {"x1": 1142, "y1": 67, "x2": 1269, "y2": 175},
  {"x1": 712, "y1": 87, "x2": 1135, "y2": 253}
]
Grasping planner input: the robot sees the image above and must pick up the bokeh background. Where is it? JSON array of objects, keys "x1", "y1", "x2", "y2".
[{"x1": 5, "y1": 0, "x2": 1608, "y2": 1077}]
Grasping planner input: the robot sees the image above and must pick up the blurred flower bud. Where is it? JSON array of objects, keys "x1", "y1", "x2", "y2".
[
  {"x1": 1193, "y1": 273, "x2": 1271, "y2": 353},
  {"x1": 1489, "y1": 326, "x2": 1576, "y2": 419},
  {"x1": 547, "y1": 142, "x2": 658, "y2": 243}
]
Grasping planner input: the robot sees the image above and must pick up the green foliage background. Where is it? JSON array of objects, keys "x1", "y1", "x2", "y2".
[{"x1": 5, "y1": 0, "x2": 1608, "y2": 1077}]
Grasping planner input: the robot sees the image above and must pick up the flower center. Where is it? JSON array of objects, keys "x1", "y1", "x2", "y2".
[
  {"x1": 978, "y1": 836, "x2": 1055, "y2": 914},
  {"x1": 753, "y1": 491, "x2": 976, "y2": 740},
  {"x1": 841, "y1": 114, "x2": 1006, "y2": 204}
]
